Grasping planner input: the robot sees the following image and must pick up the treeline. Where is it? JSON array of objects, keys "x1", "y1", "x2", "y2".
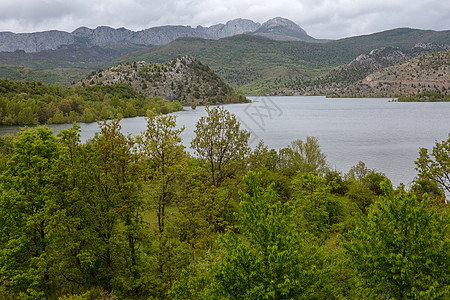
[
  {"x1": 397, "y1": 90, "x2": 450, "y2": 102},
  {"x1": 0, "y1": 107, "x2": 448, "y2": 299},
  {"x1": 0, "y1": 79, "x2": 183, "y2": 126}
]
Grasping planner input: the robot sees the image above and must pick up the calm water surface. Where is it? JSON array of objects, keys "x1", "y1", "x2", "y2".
[{"x1": 2, "y1": 96, "x2": 449, "y2": 186}]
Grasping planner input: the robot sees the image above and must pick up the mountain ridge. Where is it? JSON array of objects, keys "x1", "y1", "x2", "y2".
[{"x1": 0, "y1": 17, "x2": 319, "y2": 53}]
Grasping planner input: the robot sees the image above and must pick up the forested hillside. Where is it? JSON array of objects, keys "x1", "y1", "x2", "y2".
[
  {"x1": 0, "y1": 108, "x2": 448, "y2": 299},
  {"x1": 77, "y1": 56, "x2": 247, "y2": 105},
  {"x1": 0, "y1": 79, "x2": 182, "y2": 125}
]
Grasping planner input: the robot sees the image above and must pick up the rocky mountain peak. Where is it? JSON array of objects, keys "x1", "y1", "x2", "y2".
[
  {"x1": 205, "y1": 18, "x2": 261, "y2": 39},
  {"x1": 0, "y1": 17, "x2": 318, "y2": 53},
  {"x1": 259, "y1": 17, "x2": 307, "y2": 35},
  {"x1": 253, "y1": 17, "x2": 316, "y2": 42}
]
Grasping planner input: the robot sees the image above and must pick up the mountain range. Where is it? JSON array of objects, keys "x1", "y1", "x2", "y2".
[
  {"x1": 0, "y1": 17, "x2": 318, "y2": 53},
  {"x1": 0, "y1": 17, "x2": 449, "y2": 97}
]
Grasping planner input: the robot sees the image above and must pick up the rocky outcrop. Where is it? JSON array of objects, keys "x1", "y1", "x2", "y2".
[
  {"x1": 206, "y1": 18, "x2": 261, "y2": 39},
  {"x1": 252, "y1": 17, "x2": 317, "y2": 42},
  {"x1": 76, "y1": 56, "x2": 247, "y2": 104},
  {"x1": 0, "y1": 18, "x2": 262, "y2": 53},
  {"x1": 307, "y1": 49, "x2": 450, "y2": 97},
  {"x1": 0, "y1": 30, "x2": 74, "y2": 53}
]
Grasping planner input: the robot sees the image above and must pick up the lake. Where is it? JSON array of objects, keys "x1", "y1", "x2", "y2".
[{"x1": 1, "y1": 96, "x2": 449, "y2": 187}]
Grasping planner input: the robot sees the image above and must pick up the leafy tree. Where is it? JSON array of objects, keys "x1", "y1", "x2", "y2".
[
  {"x1": 415, "y1": 134, "x2": 450, "y2": 193},
  {"x1": 138, "y1": 113, "x2": 186, "y2": 234},
  {"x1": 0, "y1": 134, "x2": 14, "y2": 172},
  {"x1": 173, "y1": 161, "x2": 219, "y2": 265},
  {"x1": 410, "y1": 177, "x2": 446, "y2": 203},
  {"x1": 200, "y1": 171, "x2": 331, "y2": 299},
  {"x1": 339, "y1": 183, "x2": 450, "y2": 299},
  {"x1": 81, "y1": 119, "x2": 144, "y2": 294},
  {"x1": 291, "y1": 172, "x2": 346, "y2": 241},
  {"x1": 0, "y1": 127, "x2": 61, "y2": 297},
  {"x1": 345, "y1": 160, "x2": 371, "y2": 181},
  {"x1": 344, "y1": 161, "x2": 388, "y2": 214},
  {"x1": 278, "y1": 137, "x2": 328, "y2": 175},
  {"x1": 191, "y1": 106, "x2": 250, "y2": 187}
]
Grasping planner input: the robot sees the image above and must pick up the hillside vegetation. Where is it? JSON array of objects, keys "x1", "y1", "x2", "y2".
[
  {"x1": 77, "y1": 56, "x2": 247, "y2": 104},
  {"x1": 0, "y1": 79, "x2": 182, "y2": 125},
  {"x1": 314, "y1": 50, "x2": 450, "y2": 97},
  {"x1": 0, "y1": 43, "x2": 149, "y2": 86},
  {"x1": 116, "y1": 29, "x2": 450, "y2": 94},
  {"x1": 0, "y1": 110, "x2": 448, "y2": 299},
  {"x1": 0, "y1": 27, "x2": 449, "y2": 95}
]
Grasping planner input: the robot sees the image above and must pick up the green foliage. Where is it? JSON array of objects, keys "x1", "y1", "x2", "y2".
[
  {"x1": 344, "y1": 161, "x2": 389, "y2": 214},
  {"x1": 277, "y1": 136, "x2": 329, "y2": 176},
  {"x1": 191, "y1": 106, "x2": 250, "y2": 187},
  {"x1": 397, "y1": 90, "x2": 450, "y2": 102},
  {"x1": 137, "y1": 113, "x2": 186, "y2": 234},
  {"x1": 291, "y1": 172, "x2": 348, "y2": 241},
  {"x1": 185, "y1": 171, "x2": 332, "y2": 299},
  {"x1": 0, "y1": 79, "x2": 182, "y2": 125},
  {"x1": 0, "y1": 114, "x2": 446, "y2": 299},
  {"x1": 0, "y1": 126, "x2": 60, "y2": 296},
  {"x1": 339, "y1": 183, "x2": 450, "y2": 299},
  {"x1": 415, "y1": 134, "x2": 450, "y2": 193}
]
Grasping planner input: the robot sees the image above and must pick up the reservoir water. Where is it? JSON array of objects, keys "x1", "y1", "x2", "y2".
[{"x1": 1, "y1": 96, "x2": 449, "y2": 187}]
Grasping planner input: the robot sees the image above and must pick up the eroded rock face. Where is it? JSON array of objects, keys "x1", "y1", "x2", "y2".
[
  {"x1": 252, "y1": 17, "x2": 317, "y2": 42},
  {"x1": 206, "y1": 18, "x2": 261, "y2": 39},
  {"x1": 0, "y1": 18, "x2": 262, "y2": 53},
  {"x1": 0, "y1": 30, "x2": 74, "y2": 52}
]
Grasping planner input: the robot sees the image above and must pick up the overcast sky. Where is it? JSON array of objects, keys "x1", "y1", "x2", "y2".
[{"x1": 1, "y1": 0, "x2": 449, "y2": 39}]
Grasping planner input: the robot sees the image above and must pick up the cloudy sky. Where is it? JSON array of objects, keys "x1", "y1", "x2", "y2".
[{"x1": 1, "y1": 0, "x2": 449, "y2": 39}]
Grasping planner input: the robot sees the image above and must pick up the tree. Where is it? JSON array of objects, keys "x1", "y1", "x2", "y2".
[
  {"x1": 198, "y1": 172, "x2": 331, "y2": 299},
  {"x1": 81, "y1": 119, "x2": 144, "y2": 294},
  {"x1": 345, "y1": 160, "x2": 371, "y2": 181},
  {"x1": 344, "y1": 161, "x2": 388, "y2": 214},
  {"x1": 191, "y1": 106, "x2": 250, "y2": 187},
  {"x1": 137, "y1": 114, "x2": 190, "y2": 298},
  {"x1": 291, "y1": 172, "x2": 345, "y2": 242},
  {"x1": 138, "y1": 113, "x2": 186, "y2": 234},
  {"x1": 339, "y1": 183, "x2": 450, "y2": 299},
  {"x1": 415, "y1": 134, "x2": 450, "y2": 193},
  {"x1": 173, "y1": 161, "x2": 219, "y2": 265},
  {"x1": 278, "y1": 137, "x2": 328, "y2": 175},
  {"x1": 0, "y1": 127, "x2": 61, "y2": 297}
]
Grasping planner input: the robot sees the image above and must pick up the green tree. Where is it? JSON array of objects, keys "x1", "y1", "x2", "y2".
[
  {"x1": 278, "y1": 137, "x2": 328, "y2": 175},
  {"x1": 81, "y1": 119, "x2": 144, "y2": 294},
  {"x1": 339, "y1": 183, "x2": 450, "y2": 299},
  {"x1": 0, "y1": 127, "x2": 61, "y2": 297},
  {"x1": 415, "y1": 134, "x2": 450, "y2": 193},
  {"x1": 137, "y1": 114, "x2": 190, "y2": 298},
  {"x1": 201, "y1": 171, "x2": 331, "y2": 299},
  {"x1": 291, "y1": 172, "x2": 346, "y2": 242},
  {"x1": 173, "y1": 161, "x2": 219, "y2": 265},
  {"x1": 138, "y1": 113, "x2": 186, "y2": 234},
  {"x1": 191, "y1": 106, "x2": 250, "y2": 187}
]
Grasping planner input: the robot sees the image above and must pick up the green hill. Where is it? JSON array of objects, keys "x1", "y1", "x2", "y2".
[
  {"x1": 77, "y1": 56, "x2": 247, "y2": 105},
  {"x1": 115, "y1": 29, "x2": 450, "y2": 95},
  {"x1": 0, "y1": 28, "x2": 449, "y2": 95}
]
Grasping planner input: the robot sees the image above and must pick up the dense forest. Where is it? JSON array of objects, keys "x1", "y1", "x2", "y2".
[
  {"x1": 0, "y1": 107, "x2": 449, "y2": 299},
  {"x1": 0, "y1": 79, "x2": 183, "y2": 125}
]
